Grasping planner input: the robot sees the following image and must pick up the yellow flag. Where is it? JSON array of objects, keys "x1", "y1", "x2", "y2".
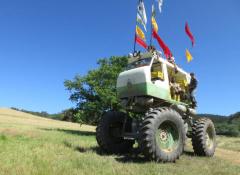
[
  {"x1": 136, "y1": 26, "x2": 146, "y2": 41},
  {"x1": 152, "y1": 16, "x2": 158, "y2": 32},
  {"x1": 186, "y1": 49, "x2": 193, "y2": 63}
]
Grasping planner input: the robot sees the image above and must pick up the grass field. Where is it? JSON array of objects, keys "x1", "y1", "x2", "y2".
[{"x1": 0, "y1": 108, "x2": 239, "y2": 175}]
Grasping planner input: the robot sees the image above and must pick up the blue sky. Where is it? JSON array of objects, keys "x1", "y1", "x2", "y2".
[{"x1": 0, "y1": 0, "x2": 239, "y2": 115}]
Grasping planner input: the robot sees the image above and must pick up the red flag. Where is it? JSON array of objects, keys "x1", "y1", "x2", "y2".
[
  {"x1": 152, "y1": 29, "x2": 172, "y2": 59},
  {"x1": 135, "y1": 35, "x2": 148, "y2": 49},
  {"x1": 185, "y1": 22, "x2": 195, "y2": 46}
]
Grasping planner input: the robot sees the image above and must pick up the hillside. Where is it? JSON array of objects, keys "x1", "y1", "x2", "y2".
[
  {"x1": 0, "y1": 108, "x2": 239, "y2": 175},
  {"x1": 0, "y1": 108, "x2": 94, "y2": 131}
]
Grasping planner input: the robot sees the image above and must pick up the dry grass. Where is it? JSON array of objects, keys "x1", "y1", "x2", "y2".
[
  {"x1": 0, "y1": 108, "x2": 95, "y2": 131},
  {"x1": 215, "y1": 148, "x2": 240, "y2": 164},
  {"x1": 0, "y1": 108, "x2": 239, "y2": 175}
]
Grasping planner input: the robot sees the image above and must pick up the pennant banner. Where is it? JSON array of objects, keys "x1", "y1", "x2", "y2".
[
  {"x1": 138, "y1": 0, "x2": 147, "y2": 26},
  {"x1": 152, "y1": 4, "x2": 156, "y2": 17},
  {"x1": 136, "y1": 25, "x2": 146, "y2": 41},
  {"x1": 135, "y1": 35, "x2": 148, "y2": 49},
  {"x1": 151, "y1": 5, "x2": 158, "y2": 32},
  {"x1": 186, "y1": 49, "x2": 193, "y2": 63},
  {"x1": 152, "y1": 29, "x2": 172, "y2": 59},
  {"x1": 152, "y1": 17, "x2": 158, "y2": 33},
  {"x1": 185, "y1": 22, "x2": 195, "y2": 46},
  {"x1": 137, "y1": 13, "x2": 147, "y2": 31},
  {"x1": 157, "y1": 0, "x2": 163, "y2": 13},
  {"x1": 134, "y1": 0, "x2": 147, "y2": 51}
]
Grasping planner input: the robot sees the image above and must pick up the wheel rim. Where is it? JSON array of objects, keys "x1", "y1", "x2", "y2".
[
  {"x1": 156, "y1": 121, "x2": 179, "y2": 152},
  {"x1": 206, "y1": 127, "x2": 214, "y2": 149}
]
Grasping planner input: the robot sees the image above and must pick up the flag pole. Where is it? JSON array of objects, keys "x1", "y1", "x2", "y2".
[
  {"x1": 150, "y1": 4, "x2": 153, "y2": 47},
  {"x1": 133, "y1": 0, "x2": 141, "y2": 53},
  {"x1": 133, "y1": 32, "x2": 136, "y2": 53}
]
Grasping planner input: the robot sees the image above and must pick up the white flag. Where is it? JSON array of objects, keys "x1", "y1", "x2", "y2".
[
  {"x1": 157, "y1": 0, "x2": 163, "y2": 13},
  {"x1": 137, "y1": 13, "x2": 147, "y2": 31},
  {"x1": 138, "y1": 0, "x2": 147, "y2": 26}
]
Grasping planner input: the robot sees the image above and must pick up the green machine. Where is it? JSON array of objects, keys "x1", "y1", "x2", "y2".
[{"x1": 96, "y1": 51, "x2": 216, "y2": 162}]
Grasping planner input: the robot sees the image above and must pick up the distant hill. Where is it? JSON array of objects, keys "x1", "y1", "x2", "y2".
[
  {"x1": 197, "y1": 114, "x2": 228, "y2": 123},
  {"x1": 198, "y1": 112, "x2": 240, "y2": 123},
  {"x1": 10, "y1": 107, "x2": 64, "y2": 121}
]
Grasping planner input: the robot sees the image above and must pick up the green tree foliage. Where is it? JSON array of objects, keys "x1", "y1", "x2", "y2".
[
  {"x1": 64, "y1": 56, "x2": 128, "y2": 125},
  {"x1": 229, "y1": 112, "x2": 240, "y2": 124},
  {"x1": 62, "y1": 108, "x2": 77, "y2": 122},
  {"x1": 215, "y1": 123, "x2": 239, "y2": 137},
  {"x1": 11, "y1": 107, "x2": 64, "y2": 120},
  {"x1": 196, "y1": 114, "x2": 240, "y2": 137}
]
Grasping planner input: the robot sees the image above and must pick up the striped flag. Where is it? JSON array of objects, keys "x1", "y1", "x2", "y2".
[{"x1": 134, "y1": 0, "x2": 148, "y2": 51}]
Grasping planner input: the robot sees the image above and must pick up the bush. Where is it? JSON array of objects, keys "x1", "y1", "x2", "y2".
[
  {"x1": 62, "y1": 108, "x2": 77, "y2": 122},
  {"x1": 215, "y1": 123, "x2": 240, "y2": 137}
]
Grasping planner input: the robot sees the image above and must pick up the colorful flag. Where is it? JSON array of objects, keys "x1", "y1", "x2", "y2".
[
  {"x1": 157, "y1": 0, "x2": 163, "y2": 13},
  {"x1": 152, "y1": 17, "x2": 158, "y2": 33},
  {"x1": 186, "y1": 49, "x2": 193, "y2": 62},
  {"x1": 136, "y1": 26, "x2": 146, "y2": 41},
  {"x1": 151, "y1": 5, "x2": 158, "y2": 32},
  {"x1": 185, "y1": 22, "x2": 195, "y2": 46},
  {"x1": 135, "y1": 35, "x2": 148, "y2": 49},
  {"x1": 137, "y1": 0, "x2": 147, "y2": 26},
  {"x1": 152, "y1": 30, "x2": 172, "y2": 59},
  {"x1": 137, "y1": 13, "x2": 147, "y2": 31},
  {"x1": 152, "y1": 4, "x2": 156, "y2": 17}
]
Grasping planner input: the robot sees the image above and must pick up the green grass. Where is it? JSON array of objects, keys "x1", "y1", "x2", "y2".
[
  {"x1": 217, "y1": 136, "x2": 240, "y2": 151},
  {"x1": 0, "y1": 109, "x2": 240, "y2": 175}
]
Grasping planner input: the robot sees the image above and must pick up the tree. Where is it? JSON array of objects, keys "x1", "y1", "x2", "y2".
[{"x1": 64, "y1": 56, "x2": 128, "y2": 125}]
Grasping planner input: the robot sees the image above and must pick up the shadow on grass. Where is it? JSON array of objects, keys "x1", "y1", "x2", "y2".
[
  {"x1": 62, "y1": 140, "x2": 104, "y2": 154},
  {"x1": 43, "y1": 127, "x2": 196, "y2": 163},
  {"x1": 114, "y1": 149, "x2": 148, "y2": 163},
  {"x1": 41, "y1": 128, "x2": 96, "y2": 137},
  {"x1": 63, "y1": 139, "x2": 147, "y2": 163},
  {"x1": 183, "y1": 150, "x2": 195, "y2": 156},
  {"x1": 116, "y1": 150, "x2": 197, "y2": 163}
]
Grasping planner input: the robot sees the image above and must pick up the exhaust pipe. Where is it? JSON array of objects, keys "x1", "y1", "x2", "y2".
[{"x1": 171, "y1": 104, "x2": 196, "y2": 117}]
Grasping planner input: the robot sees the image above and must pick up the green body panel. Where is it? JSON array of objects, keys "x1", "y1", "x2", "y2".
[
  {"x1": 117, "y1": 82, "x2": 171, "y2": 100},
  {"x1": 117, "y1": 82, "x2": 188, "y2": 106}
]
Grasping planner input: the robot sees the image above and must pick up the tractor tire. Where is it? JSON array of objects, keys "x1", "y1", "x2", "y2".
[
  {"x1": 183, "y1": 122, "x2": 189, "y2": 150},
  {"x1": 191, "y1": 118, "x2": 216, "y2": 156},
  {"x1": 139, "y1": 108, "x2": 185, "y2": 162},
  {"x1": 96, "y1": 111, "x2": 134, "y2": 154}
]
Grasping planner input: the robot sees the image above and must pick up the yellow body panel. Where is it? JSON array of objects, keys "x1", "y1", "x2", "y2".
[{"x1": 151, "y1": 71, "x2": 164, "y2": 80}]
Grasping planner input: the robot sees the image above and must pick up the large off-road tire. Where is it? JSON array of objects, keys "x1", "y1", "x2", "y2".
[
  {"x1": 191, "y1": 118, "x2": 216, "y2": 156},
  {"x1": 139, "y1": 108, "x2": 185, "y2": 162},
  {"x1": 96, "y1": 111, "x2": 134, "y2": 154}
]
